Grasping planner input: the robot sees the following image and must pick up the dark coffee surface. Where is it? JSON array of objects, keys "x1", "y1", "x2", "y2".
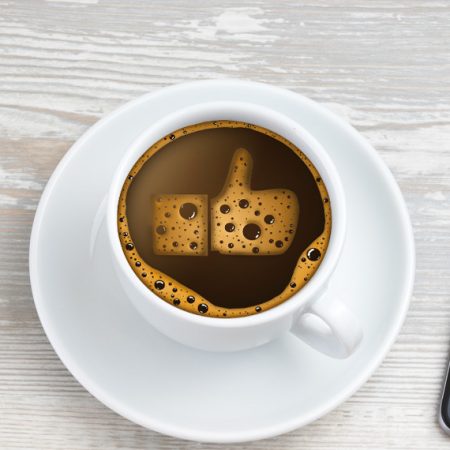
[{"x1": 125, "y1": 125, "x2": 325, "y2": 309}]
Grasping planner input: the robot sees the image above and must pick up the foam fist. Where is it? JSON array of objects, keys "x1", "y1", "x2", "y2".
[
  {"x1": 210, "y1": 148, "x2": 299, "y2": 255},
  {"x1": 152, "y1": 148, "x2": 299, "y2": 256}
]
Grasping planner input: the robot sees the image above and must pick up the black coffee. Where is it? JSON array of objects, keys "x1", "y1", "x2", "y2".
[{"x1": 118, "y1": 121, "x2": 331, "y2": 317}]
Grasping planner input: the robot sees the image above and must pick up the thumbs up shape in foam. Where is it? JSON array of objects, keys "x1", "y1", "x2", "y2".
[{"x1": 210, "y1": 148, "x2": 299, "y2": 255}]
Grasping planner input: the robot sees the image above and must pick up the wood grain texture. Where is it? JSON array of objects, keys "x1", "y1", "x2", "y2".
[{"x1": 1, "y1": 0, "x2": 450, "y2": 448}]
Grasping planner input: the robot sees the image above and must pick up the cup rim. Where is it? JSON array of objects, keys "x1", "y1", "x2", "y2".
[{"x1": 106, "y1": 100, "x2": 346, "y2": 328}]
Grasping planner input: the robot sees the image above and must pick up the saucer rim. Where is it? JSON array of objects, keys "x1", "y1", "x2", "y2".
[{"x1": 29, "y1": 79, "x2": 415, "y2": 443}]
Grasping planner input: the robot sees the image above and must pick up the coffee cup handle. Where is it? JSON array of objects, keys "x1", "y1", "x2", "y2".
[{"x1": 290, "y1": 292, "x2": 363, "y2": 358}]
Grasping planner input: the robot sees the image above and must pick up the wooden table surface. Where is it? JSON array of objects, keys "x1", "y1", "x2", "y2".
[{"x1": 1, "y1": 1, "x2": 449, "y2": 448}]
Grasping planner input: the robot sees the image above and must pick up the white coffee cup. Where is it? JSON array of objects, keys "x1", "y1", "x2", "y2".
[{"x1": 106, "y1": 101, "x2": 362, "y2": 358}]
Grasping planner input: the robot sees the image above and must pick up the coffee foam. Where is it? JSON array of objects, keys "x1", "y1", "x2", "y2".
[
  {"x1": 152, "y1": 194, "x2": 208, "y2": 256},
  {"x1": 210, "y1": 147, "x2": 299, "y2": 256},
  {"x1": 118, "y1": 121, "x2": 331, "y2": 318}
]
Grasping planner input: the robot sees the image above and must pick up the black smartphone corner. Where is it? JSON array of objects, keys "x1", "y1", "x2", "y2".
[{"x1": 440, "y1": 360, "x2": 450, "y2": 434}]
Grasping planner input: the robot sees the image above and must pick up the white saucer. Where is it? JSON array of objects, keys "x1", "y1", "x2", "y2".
[{"x1": 30, "y1": 80, "x2": 414, "y2": 443}]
